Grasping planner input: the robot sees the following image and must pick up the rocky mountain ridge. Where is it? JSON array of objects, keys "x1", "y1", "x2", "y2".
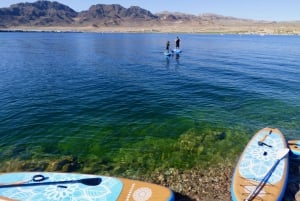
[
  {"x1": 0, "y1": 1, "x2": 160, "y2": 27},
  {"x1": 1, "y1": 0, "x2": 300, "y2": 34},
  {"x1": 77, "y1": 4, "x2": 158, "y2": 26},
  {"x1": 0, "y1": 1, "x2": 77, "y2": 26}
]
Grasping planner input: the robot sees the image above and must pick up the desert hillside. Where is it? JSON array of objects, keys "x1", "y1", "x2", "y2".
[{"x1": 1, "y1": 0, "x2": 300, "y2": 34}]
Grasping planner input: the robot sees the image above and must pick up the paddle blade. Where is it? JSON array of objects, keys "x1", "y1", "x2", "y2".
[
  {"x1": 79, "y1": 178, "x2": 102, "y2": 186},
  {"x1": 276, "y1": 148, "x2": 289, "y2": 160}
]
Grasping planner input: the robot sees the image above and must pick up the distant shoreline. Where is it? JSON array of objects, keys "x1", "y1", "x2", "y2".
[{"x1": 1, "y1": 26, "x2": 300, "y2": 35}]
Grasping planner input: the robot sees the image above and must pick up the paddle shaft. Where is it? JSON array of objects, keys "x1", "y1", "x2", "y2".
[
  {"x1": 245, "y1": 148, "x2": 289, "y2": 201},
  {"x1": 245, "y1": 159, "x2": 280, "y2": 201},
  {"x1": 0, "y1": 178, "x2": 101, "y2": 188}
]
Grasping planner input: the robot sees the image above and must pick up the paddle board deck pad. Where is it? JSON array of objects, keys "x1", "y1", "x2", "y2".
[
  {"x1": 231, "y1": 127, "x2": 289, "y2": 201},
  {"x1": 288, "y1": 140, "x2": 300, "y2": 159},
  {"x1": 0, "y1": 172, "x2": 175, "y2": 201}
]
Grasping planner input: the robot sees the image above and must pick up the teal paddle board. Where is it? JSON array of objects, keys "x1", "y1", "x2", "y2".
[
  {"x1": 171, "y1": 49, "x2": 182, "y2": 54},
  {"x1": 288, "y1": 140, "x2": 300, "y2": 159},
  {"x1": 0, "y1": 172, "x2": 175, "y2": 201},
  {"x1": 164, "y1": 52, "x2": 171, "y2": 56}
]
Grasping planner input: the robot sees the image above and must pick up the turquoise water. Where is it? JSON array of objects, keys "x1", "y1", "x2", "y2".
[{"x1": 0, "y1": 33, "x2": 300, "y2": 175}]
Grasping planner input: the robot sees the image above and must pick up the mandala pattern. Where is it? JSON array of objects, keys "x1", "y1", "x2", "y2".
[
  {"x1": 239, "y1": 130, "x2": 286, "y2": 184},
  {"x1": 132, "y1": 187, "x2": 152, "y2": 201},
  {"x1": 44, "y1": 185, "x2": 77, "y2": 200}
]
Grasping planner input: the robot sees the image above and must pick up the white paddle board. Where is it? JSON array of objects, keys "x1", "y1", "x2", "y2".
[{"x1": 231, "y1": 127, "x2": 289, "y2": 201}]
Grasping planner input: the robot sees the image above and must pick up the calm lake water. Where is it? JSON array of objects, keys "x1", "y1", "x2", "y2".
[{"x1": 0, "y1": 32, "x2": 300, "y2": 175}]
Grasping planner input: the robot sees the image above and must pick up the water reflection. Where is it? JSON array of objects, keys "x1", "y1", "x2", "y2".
[
  {"x1": 164, "y1": 53, "x2": 180, "y2": 70},
  {"x1": 165, "y1": 56, "x2": 170, "y2": 69},
  {"x1": 174, "y1": 54, "x2": 180, "y2": 70}
]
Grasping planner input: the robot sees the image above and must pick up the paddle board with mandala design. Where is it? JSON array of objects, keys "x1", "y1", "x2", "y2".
[
  {"x1": 231, "y1": 127, "x2": 289, "y2": 201},
  {"x1": 288, "y1": 140, "x2": 300, "y2": 159},
  {"x1": 0, "y1": 172, "x2": 175, "y2": 201}
]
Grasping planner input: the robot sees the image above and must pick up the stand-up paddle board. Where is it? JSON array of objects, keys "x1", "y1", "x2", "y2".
[
  {"x1": 171, "y1": 49, "x2": 182, "y2": 54},
  {"x1": 164, "y1": 52, "x2": 171, "y2": 56},
  {"x1": 288, "y1": 140, "x2": 300, "y2": 159},
  {"x1": 0, "y1": 172, "x2": 175, "y2": 201},
  {"x1": 231, "y1": 127, "x2": 289, "y2": 201}
]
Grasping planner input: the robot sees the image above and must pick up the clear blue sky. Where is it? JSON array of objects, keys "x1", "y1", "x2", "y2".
[{"x1": 1, "y1": 0, "x2": 300, "y2": 21}]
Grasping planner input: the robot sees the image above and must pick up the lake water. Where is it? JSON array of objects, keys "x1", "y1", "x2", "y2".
[{"x1": 0, "y1": 32, "x2": 300, "y2": 176}]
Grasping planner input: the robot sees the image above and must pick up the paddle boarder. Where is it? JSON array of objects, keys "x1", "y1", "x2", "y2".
[
  {"x1": 175, "y1": 36, "x2": 180, "y2": 49},
  {"x1": 166, "y1": 40, "x2": 170, "y2": 53}
]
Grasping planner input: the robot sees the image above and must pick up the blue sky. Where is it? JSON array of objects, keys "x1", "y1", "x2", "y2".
[{"x1": 1, "y1": 0, "x2": 300, "y2": 21}]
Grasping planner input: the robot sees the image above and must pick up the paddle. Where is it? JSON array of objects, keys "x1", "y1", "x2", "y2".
[
  {"x1": 245, "y1": 148, "x2": 289, "y2": 201},
  {"x1": 258, "y1": 130, "x2": 272, "y2": 147},
  {"x1": 257, "y1": 141, "x2": 272, "y2": 148},
  {"x1": 0, "y1": 177, "x2": 102, "y2": 188}
]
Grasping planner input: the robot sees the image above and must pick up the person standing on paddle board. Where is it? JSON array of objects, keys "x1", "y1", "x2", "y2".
[
  {"x1": 175, "y1": 36, "x2": 180, "y2": 49},
  {"x1": 166, "y1": 40, "x2": 170, "y2": 53}
]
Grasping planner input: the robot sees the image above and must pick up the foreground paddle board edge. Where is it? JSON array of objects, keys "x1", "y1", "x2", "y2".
[{"x1": 0, "y1": 172, "x2": 175, "y2": 201}]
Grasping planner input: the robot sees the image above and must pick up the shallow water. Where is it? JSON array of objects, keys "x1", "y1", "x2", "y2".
[{"x1": 0, "y1": 33, "x2": 300, "y2": 175}]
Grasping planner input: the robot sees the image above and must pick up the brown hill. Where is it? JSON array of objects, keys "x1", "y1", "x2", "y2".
[
  {"x1": 0, "y1": 1, "x2": 77, "y2": 27},
  {"x1": 77, "y1": 4, "x2": 158, "y2": 26},
  {"x1": 1, "y1": 0, "x2": 300, "y2": 34}
]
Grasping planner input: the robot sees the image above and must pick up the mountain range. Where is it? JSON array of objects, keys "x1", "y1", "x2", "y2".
[{"x1": 1, "y1": 0, "x2": 300, "y2": 34}]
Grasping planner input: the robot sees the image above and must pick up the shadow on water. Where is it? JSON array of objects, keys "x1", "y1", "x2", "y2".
[
  {"x1": 174, "y1": 192, "x2": 195, "y2": 201},
  {"x1": 284, "y1": 158, "x2": 300, "y2": 201},
  {"x1": 165, "y1": 56, "x2": 170, "y2": 69},
  {"x1": 164, "y1": 53, "x2": 180, "y2": 70}
]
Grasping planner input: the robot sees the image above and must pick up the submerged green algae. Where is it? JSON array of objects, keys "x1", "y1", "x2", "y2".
[{"x1": 0, "y1": 120, "x2": 250, "y2": 178}]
